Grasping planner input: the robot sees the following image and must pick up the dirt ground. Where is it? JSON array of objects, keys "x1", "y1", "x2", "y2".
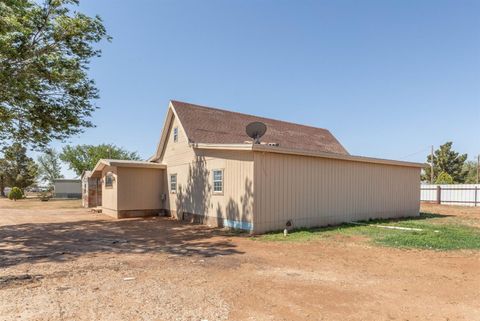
[{"x1": 0, "y1": 201, "x2": 479, "y2": 321}]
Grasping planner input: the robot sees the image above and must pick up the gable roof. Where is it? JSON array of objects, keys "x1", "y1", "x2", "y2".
[{"x1": 170, "y1": 100, "x2": 348, "y2": 155}]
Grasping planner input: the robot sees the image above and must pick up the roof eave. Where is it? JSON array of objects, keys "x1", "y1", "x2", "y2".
[
  {"x1": 91, "y1": 159, "x2": 166, "y2": 175},
  {"x1": 252, "y1": 145, "x2": 426, "y2": 168},
  {"x1": 191, "y1": 143, "x2": 254, "y2": 151}
]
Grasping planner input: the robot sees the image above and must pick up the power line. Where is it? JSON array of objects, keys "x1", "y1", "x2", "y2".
[{"x1": 398, "y1": 146, "x2": 431, "y2": 160}]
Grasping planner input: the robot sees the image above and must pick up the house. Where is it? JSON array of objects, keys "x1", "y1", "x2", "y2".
[
  {"x1": 53, "y1": 179, "x2": 82, "y2": 199},
  {"x1": 81, "y1": 171, "x2": 102, "y2": 208},
  {"x1": 90, "y1": 100, "x2": 424, "y2": 233}
]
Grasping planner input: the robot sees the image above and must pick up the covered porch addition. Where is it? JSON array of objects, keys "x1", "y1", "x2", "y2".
[{"x1": 91, "y1": 159, "x2": 167, "y2": 218}]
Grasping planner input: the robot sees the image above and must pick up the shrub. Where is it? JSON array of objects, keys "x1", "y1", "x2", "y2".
[
  {"x1": 435, "y1": 172, "x2": 454, "y2": 184},
  {"x1": 8, "y1": 187, "x2": 23, "y2": 201}
]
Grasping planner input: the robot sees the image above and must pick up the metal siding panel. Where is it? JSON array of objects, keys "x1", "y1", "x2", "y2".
[
  {"x1": 253, "y1": 152, "x2": 421, "y2": 233},
  {"x1": 117, "y1": 167, "x2": 164, "y2": 211}
]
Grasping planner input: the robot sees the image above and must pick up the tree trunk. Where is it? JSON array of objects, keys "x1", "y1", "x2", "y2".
[{"x1": 0, "y1": 175, "x2": 5, "y2": 197}]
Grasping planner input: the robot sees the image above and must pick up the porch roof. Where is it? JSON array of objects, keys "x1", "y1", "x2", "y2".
[{"x1": 91, "y1": 159, "x2": 166, "y2": 177}]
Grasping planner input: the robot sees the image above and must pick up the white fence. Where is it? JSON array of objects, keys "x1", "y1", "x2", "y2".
[{"x1": 421, "y1": 184, "x2": 480, "y2": 207}]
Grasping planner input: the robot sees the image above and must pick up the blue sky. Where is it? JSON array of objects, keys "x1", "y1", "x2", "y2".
[{"x1": 46, "y1": 0, "x2": 479, "y2": 177}]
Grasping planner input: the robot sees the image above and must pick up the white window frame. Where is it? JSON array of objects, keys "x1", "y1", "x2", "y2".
[
  {"x1": 170, "y1": 174, "x2": 177, "y2": 193},
  {"x1": 212, "y1": 169, "x2": 224, "y2": 194},
  {"x1": 173, "y1": 127, "x2": 178, "y2": 143}
]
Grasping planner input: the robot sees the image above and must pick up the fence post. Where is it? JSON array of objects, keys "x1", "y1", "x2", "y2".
[
  {"x1": 436, "y1": 186, "x2": 441, "y2": 205},
  {"x1": 475, "y1": 186, "x2": 478, "y2": 207}
]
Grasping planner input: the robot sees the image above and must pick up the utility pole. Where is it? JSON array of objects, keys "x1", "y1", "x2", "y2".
[
  {"x1": 477, "y1": 154, "x2": 479, "y2": 184},
  {"x1": 430, "y1": 145, "x2": 434, "y2": 184}
]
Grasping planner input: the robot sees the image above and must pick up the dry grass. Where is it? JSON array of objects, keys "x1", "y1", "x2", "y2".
[{"x1": 0, "y1": 197, "x2": 82, "y2": 209}]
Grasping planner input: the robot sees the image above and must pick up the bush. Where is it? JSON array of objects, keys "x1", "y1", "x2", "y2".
[
  {"x1": 8, "y1": 187, "x2": 23, "y2": 201},
  {"x1": 435, "y1": 172, "x2": 454, "y2": 184}
]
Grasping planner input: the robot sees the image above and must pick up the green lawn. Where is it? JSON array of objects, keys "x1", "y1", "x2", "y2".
[{"x1": 256, "y1": 213, "x2": 480, "y2": 250}]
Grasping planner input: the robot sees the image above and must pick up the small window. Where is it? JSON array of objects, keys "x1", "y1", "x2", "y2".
[
  {"x1": 170, "y1": 174, "x2": 177, "y2": 193},
  {"x1": 105, "y1": 172, "x2": 114, "y2": 188},
  {"x1": 213, "y1": 170, "x2": 223, "y2": 193},
  {"x1": 173, "y1": 127, "x2": 178, "y2": 143}
]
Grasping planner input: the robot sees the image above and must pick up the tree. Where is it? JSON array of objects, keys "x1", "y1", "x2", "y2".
[
  {"x1": 8, "y1": 187, "x2": 23, "y2": 201},
  {"x1": 37, "y1": 148, "x2": 64, "y2": 186},
  {"x1": 1, "y1": 143, "x2": 38, "y2": 190},
  {"x1": 60, "y1": 144, "x2": 141, "y2": 176},
  {"x1": 422, "y1": 142, "x2": 467, "y2": 183},
  {"x1": 435, "y1": 172, "x2": 453, "y2": 184},
  {"x1": 0, "y1": 0, "x2": 110, "y2": 149},
  {"x1": 463, "y1": 160, "x2": 479, "y2": 184}
]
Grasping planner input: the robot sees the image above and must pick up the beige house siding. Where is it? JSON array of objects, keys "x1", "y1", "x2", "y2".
[
  {"x1": 159, "y1": 115, "x2": 254, "y2": 229},
  {"x1": 193, "y1": 149, "x2": 254, "y2": 229},
  {"x1": 101, "y1": 166, "x2": 118, "y2": 216},
  {"x1": 160, "y1": 115, "x2": 196, "y2": 218},
  {"x1": 253, "y1": 151, "x2": 421, "y2": 233},
  {"x1": 99, "y1": 166, "x2": 165, "y2": 218},
  {"x1": 161, "y1": 114, "x2": 195, "y2": 166},
  {"x1": 117, "y1": 167, "x2": 165, "y2": 212}
]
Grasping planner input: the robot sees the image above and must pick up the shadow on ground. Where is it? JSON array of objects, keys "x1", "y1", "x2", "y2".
[
  {"x1": 0, "y1": 216, "x2": 245, "y2": 268},
  {"x1": 362, "y1": 212, "x2": 452, "y2": 223}
]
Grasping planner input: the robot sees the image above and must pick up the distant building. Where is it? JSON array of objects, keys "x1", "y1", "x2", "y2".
[{"x1": 53, "y1": 179, "x2": 82, "y2": 199}]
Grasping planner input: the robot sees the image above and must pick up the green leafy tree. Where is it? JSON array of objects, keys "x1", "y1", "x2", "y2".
[
  {"x1": 8, "y1": 187, "x2": 23, "y2": 201},
  {"x1": 435, "y1": 172, "x2": 453, "y2": 184},
  {"x1": 423, "y1": 142, "x2": 468, "y2": 183},
  {"x1": 37, "y1": 148, "x2": 64, "y2": 186},
  {"x1": 60, "y1": 144, "x2": 141, "y2": 176},
  {"x1": 1, "y1": 143, "x2": 38, "y2": 190},
  {"x1": 0, "y1": 0, "x2": 110, "y2": 149},
  {"x1": 463, "y1": 160, "x2": 479, "y2": 184}
]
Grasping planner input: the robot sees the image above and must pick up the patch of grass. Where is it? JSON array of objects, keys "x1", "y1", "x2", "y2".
[
  {"x1": 0, "y1": 198, "x2": 82, "y2": 209},
  {"x1": 256, "y1": 213, "x2": 480, "y2": 250},
  {"x1": 258, "y1": 224, "x2": 355, "y2": 242}
]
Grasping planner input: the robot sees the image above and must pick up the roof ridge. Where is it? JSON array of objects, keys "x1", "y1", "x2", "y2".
[{"x1": 170, "y1": 100, "x2": 333, "y2": 133}]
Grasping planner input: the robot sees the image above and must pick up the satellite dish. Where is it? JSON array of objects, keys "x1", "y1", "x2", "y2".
[{"x1": 246, "y1": 122, "x2": 267, "y2": 144}]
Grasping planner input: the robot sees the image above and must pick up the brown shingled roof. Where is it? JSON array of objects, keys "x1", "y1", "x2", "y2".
[{"x1": 171, "y1": 100, "x2": 348, "y2": 155}]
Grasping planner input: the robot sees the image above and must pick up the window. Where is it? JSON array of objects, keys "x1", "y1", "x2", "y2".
[
  {"x1": 213, "y1": 170, "x2": 223, "y2": 193},
  {"x1": 105, "y1": 172, "x2": 114, "y2": 188},
  {"x1": 173, "y1": 127, "x2": 178, "y2": 143},
  {"x1": 170, "y1": 174, "x2": 177, "y2": 193}
]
